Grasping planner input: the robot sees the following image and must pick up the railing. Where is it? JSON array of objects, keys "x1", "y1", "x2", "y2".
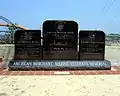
[{"x1": 0, "y1": 31, "x2": 13, "y2": 44}]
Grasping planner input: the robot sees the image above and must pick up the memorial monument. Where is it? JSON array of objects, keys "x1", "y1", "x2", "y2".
[
  {"x1": 42, "y1": 20, "x2": 78, "y2": 60},
  {"x1": 14, "y1": 30, "x2": 42, "y2": 60},
  {"x1": 8, "y1": 20, "x2": 111, "y2": 70},
  {"x1": 78, "y1": 30, "x2": 105, "y2": 60}
]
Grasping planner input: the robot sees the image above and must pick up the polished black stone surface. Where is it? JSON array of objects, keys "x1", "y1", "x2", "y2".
[
  {"x1": 79, "y1": 30, "x2": 105, "y2": 60},
  {"x1": 43, "y1": 20, "x2": 78, "y2": 60},
  {"x1": 14, "y1": 30, "x2": 41, "y2": 60},
  {"x1": 8, "y1": 60, "x2": 111, "y2": 70}
]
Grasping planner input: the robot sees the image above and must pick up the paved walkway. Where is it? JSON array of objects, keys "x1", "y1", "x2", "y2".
[{"x1": 0, "y1": 66, "x2": 120, "y2": 75}]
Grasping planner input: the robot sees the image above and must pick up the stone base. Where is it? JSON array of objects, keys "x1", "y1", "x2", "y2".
[{"x1": 8, "y1": 60, "x2": 111, "y2": 71}]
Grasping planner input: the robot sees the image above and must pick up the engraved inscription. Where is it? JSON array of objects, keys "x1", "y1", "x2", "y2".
[
  {"x1": 79, "y1": 30, "x2": 105, "y2": 60},
  {"x1": 43, "y1": 20, "x2": 78, "y2": 60},
  {"x1": 14, "y1": 30, "x2": 41, "y2": 60}
]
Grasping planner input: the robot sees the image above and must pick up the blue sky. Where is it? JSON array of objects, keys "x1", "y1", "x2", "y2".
[{"x1": 0, "y1": 0, "x2": 120, "y2": 34}]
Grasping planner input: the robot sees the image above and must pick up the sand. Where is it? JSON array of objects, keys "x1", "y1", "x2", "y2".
[
  {"x1": 105, "y1": 46, "x2": 120, "y2": 66},
  {"x1": 0, "y1": 75, "x2": 120, "y2": 96}
]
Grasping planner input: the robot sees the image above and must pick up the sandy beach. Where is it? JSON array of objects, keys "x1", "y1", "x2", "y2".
[{"x1": 0, "y1": 75, "x2": 120, "y2": 96}]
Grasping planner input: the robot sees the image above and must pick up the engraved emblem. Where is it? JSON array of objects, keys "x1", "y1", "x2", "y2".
[
  {"x1": 89, "y1": 32, "x2": 96, "y2": 41},
  {"x1": 57, "y1": 23, "x2": 64, "y2": 31},
  {"x1": 24, "y1": 32, "x2": 32, "y2": 40},
  {"x1": 56, "y1": 21, "x2": 66, "y2": 31}
]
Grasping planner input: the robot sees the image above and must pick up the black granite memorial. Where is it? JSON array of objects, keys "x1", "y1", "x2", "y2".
[
  {"x1": 79, "y1": 30, "x2": 105, "y2": 60},
  {"x1": 8, "y1": 21, "x2": 111, "y2": 71},
  {"x1": 14, "y1": 30, "x2": 42, "y2": 60},
  {"x1": 42, "y1": 20, "x2": 78, "y2": 60}
]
